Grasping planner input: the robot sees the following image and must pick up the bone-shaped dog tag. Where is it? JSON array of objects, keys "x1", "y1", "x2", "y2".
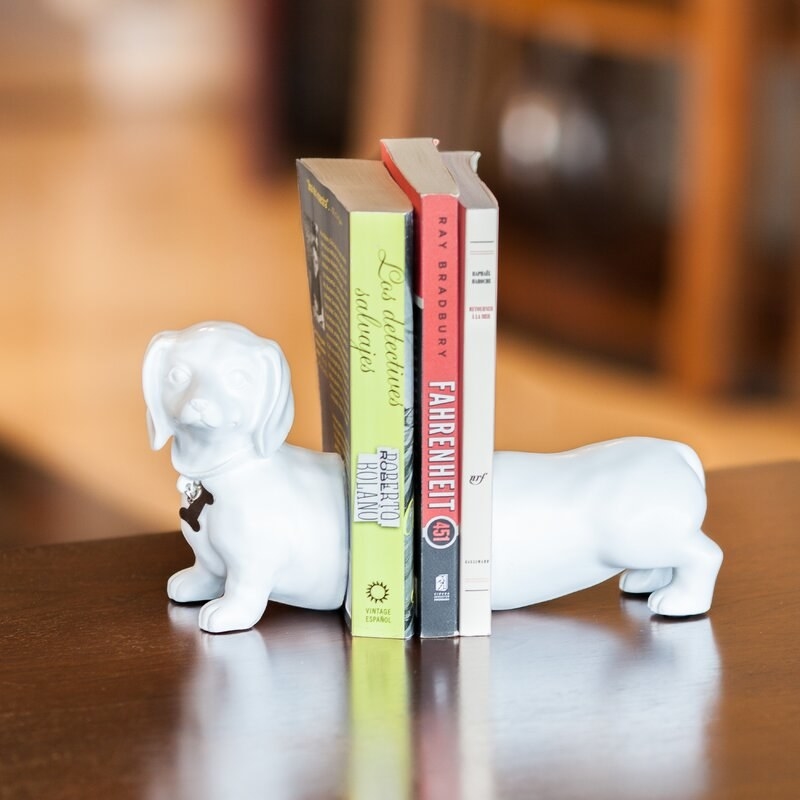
[{"x1": 179, "y1": 484, "x2": 215, "y2": 532}]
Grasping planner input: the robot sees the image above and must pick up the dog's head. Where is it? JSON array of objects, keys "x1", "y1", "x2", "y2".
[{"x1": 143, "y1": 322, "x2": 294, "y2": 474}]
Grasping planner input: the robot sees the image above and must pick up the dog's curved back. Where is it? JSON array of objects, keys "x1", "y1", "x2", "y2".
[{"x1": 142, "y1": 321, "x2": 295, "y2": 458}]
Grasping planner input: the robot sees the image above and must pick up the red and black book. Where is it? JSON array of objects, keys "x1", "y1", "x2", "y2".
[{"x1": 381, "y1": 138, "x2": 461, "y2": 638}]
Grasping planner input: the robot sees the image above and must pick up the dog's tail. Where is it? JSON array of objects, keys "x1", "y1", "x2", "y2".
[{"x1": 674, "y1": 442, "x2": 706, "y2": 490}]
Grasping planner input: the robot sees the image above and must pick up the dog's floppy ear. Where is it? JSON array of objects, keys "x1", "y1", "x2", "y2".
[
  {"x1": 255, "y1": 339, "x2": 295, "y2": 458},
  {"x1": 142, "y1": 330, "x2": 178, "y2": 451}
]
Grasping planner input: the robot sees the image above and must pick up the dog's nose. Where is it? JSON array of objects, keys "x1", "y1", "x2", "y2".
[{"x1": 190, "y1": 398, "x2": 209, "y2": 412}]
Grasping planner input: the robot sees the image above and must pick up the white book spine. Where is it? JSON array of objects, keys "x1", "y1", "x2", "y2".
[{"x1": 459, "y1": 204, "x2": 498, "y2": 636}]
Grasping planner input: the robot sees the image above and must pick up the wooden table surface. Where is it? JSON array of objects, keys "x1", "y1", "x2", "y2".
[{"x1": 2, "y1": 461, "x2": 799, "y2": 799}]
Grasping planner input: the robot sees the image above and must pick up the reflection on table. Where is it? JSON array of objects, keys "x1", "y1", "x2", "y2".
[{"x1": 147, "y1": 595, "x2": 719, "y2": 800}]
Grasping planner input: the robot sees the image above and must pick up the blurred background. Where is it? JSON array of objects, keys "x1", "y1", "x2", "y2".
[{"x1": 1, "y1": 0, "x2": 799, "y2": 546}]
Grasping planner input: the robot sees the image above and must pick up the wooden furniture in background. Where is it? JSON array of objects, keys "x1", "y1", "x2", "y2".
[
  {"x1": 354, "y1": 0, "x2": 797, "y2": 395},
  {"x1": 2, "y1": 461, "x2": 799, "y2": 798},
  {"x1": 662, "y1": 0, "x2": 758, "y2": 394}
]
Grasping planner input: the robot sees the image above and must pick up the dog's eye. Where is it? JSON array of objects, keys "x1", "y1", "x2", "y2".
[
  {"x1": 227, "y1": 369, "x2": 251, "y2": 390},
  {"x1": 168, "y1": 366, "x2": 191, "y2": 386}
]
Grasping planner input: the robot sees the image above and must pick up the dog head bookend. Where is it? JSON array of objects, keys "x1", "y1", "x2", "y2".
[
  {"x1": 143, "y1": 321, "x2": 295, "y2": 476},
  {"x1": 142, "y1": 321, "x2": 348, "y2": 634}
]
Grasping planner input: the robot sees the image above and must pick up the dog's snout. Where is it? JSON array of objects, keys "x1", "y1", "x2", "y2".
[{"x1": 179, "y1": 394, "x2": 223, "y2": 429}]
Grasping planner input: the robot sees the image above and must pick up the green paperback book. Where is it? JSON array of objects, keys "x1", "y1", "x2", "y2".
[{"x1": 297, "y1": 158, "x2": 415, "y2": 638}]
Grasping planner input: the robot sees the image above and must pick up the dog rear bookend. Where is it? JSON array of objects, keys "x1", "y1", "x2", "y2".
[{"x1": 491, "y1": 438, "x2": 723, "y2": 617}]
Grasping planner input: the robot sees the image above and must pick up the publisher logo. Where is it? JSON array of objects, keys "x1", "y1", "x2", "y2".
[
  {"x1": 366, "y1": 581, "x2": 389, "y2": 604},
  {"x1": 423, "y1": 516, "x2": 458, "y2": 549},
  {"x1": 434, "y1": 572, "x2": 451, "y2": 602}
]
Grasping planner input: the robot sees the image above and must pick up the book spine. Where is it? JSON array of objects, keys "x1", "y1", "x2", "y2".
[
  {"x1": 458, "y1": 204, "x2": 498, "y2": 637},
  {"x1": 414, "y1": 194, "x2": 461, "y2": 637},
  {"x1": 349, "y1": 211, "x2": 415, "y2": 638}
]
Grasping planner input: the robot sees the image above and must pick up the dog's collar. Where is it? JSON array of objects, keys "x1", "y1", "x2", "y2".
[{"x1": 172, "y1": 445, "x2": 255, "y2": 485}]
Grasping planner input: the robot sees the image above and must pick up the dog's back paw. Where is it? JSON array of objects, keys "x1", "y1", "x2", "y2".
[
  {"x1": 647, "y1": 531, "x2": 722, "y2": 617},
  {"x1": 620, "y1": 567, "x2": 673, "y2": 595},
  {"x1": 647, "y1": 585, "x2": 712, "y2": 617}
]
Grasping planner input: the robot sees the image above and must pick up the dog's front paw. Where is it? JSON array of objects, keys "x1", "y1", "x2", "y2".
[
  {"x1": 198, "y1": 596, "x2": 266, "y2": 633},
  {"x1": 167, "y1": 567, "x2": 225, "y2": 604}
]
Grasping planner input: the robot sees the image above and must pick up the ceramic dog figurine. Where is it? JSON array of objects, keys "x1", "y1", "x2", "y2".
[
  {"x1": 143, "y1": 321, "x2": 348, "y2": 633},
  {"x1": 492, "y1": 439, "x2": 723, "y2": 616},
  {"x1": 145, "y1": 322, "x2": 722, "y2": 633}
]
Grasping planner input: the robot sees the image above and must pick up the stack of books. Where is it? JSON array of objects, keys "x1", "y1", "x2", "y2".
[{"x1": 297, "y1": 138, "x2": 499, "y2": 638}]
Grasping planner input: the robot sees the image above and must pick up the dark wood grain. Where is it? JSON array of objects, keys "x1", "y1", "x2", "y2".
[{"x1": 1, "y1": 462, "x2": 798, "y2": 799}]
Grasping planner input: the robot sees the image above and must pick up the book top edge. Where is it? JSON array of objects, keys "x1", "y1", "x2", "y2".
[
  {"x1": 440, "y1": 151, "x2": 499, "y2": 210},
  {"x1": 298, "y1": 158, "x2": 413, "y2": 213},
  {"x1": 380, "y1": 138, "x2": 459, "y2": 197}
]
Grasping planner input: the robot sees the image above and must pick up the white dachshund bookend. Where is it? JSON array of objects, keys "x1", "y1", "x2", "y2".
[
  {"x1": 143, "y1": 321, "x2": 348, "y2": 633},
  {"x1": 491, "y1": 438, "x2": 723, "y2": 617},
  {"x1": 144, "y1": 322, "x2": 722, "y2": 632}
]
